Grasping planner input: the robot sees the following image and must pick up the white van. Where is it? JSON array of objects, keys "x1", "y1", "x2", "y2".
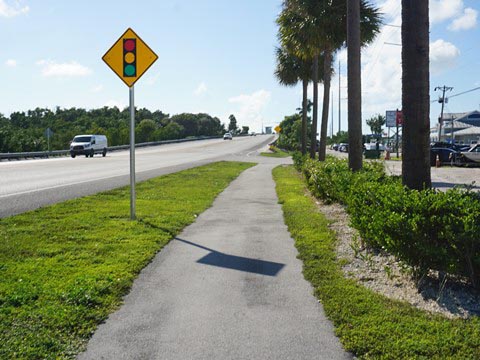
[{"x1": 70, "y1": 135, "x2": 108, "y2": 158}]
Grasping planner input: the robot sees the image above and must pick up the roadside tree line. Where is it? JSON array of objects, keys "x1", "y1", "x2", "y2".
[{"x1": 0, "y1": 107, "x2": 246, "y2": 153}]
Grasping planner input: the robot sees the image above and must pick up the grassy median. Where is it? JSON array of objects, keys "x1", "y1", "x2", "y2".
[
  {"x1": 273, "y1": 165, "x2": 480, "y2": 359},
  {"x1": 0, "y1": 161, "x2": 254, "y2": 359},
  {"x1": 260, "y1": 146, "x2": 290, "y2": 158}
]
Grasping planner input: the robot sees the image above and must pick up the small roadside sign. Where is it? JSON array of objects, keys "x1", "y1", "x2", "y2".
[
  {"x1": 396, "y1": 110, "x2": 403, "y2": 126},
  {"x1": 44, "y1": 128, "x2": 53, "y2": 152},
  {"x1": 102, "y1": 28, "x2": 159, "y2": 220},
  {"x1": 275, "y1": 125, "x2": 281, "y2": 133},
  {"x1": 102, "y1": 28, "x2": 158, "y2": 87},
  {"x1": 44, "y1": 128, "x2": 54, "y2": 138},
  {"x1": 385, "y1": 111, "x2": 396, "y2": 128}
]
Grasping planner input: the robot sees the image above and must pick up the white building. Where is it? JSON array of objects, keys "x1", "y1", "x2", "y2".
[{"x1": 431, "y1": 110, "x2": 480, "y2": 144}]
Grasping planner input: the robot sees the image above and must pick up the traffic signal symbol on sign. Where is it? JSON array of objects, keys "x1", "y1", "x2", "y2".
[
  {"x1": 102, "y1": 28, "x2": 158, "y2": 87},
  {"x1": 123, "y1": 38, "x2": 136, "y2": 77}
]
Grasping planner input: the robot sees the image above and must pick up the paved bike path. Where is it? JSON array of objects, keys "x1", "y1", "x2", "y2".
[{"x1": 79, "y1": 161, "x2": 350, "y2": 359}]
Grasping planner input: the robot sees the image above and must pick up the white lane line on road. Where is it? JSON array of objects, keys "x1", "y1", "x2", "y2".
[
  {"x1": 0, "y1": 160, "x2": 190, "y2": 199},
  {"x1": 246, "y1": 150, "x2": 258, "y2": 157},
  {"x1": 0, "y1": 174, "x2": 127, "y2": 199}
]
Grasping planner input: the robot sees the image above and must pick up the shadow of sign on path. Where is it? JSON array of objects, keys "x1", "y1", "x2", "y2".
[{"x1": 175, "y1": 237, "x2": 285, "y2": 277}]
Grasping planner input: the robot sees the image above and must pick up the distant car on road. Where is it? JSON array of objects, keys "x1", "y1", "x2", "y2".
[
  {"x1": 70, "y1": 135, "x2": 108, "y2": 158},
  {"x1": 223, "y1": 132, "x2": 233, "y2": 140}
]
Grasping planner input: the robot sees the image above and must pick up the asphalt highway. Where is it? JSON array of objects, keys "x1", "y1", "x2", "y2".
[{"x1": 0, "y1": 135, "x2": 274, "y2": 218}]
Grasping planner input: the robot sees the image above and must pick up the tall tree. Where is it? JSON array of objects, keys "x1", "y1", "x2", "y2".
[
  {"x1": 347, "y1": 0, "x2": 362, "y2": 171},
  {"x1": 366, "y1": 114, "x2": 385, "y2": 135},
  {"x1": 228, "y1": 114, "x2": 238, "y2": 134},
  {"x1": 402, "y1": 0, "x2": 431, "y2": 189},
  {"x1": 274, "y1": 46, "x2": 314, "y2": 154},
  {"x1": 278, "y1": 0, "x2": 381, "y2": 161}
]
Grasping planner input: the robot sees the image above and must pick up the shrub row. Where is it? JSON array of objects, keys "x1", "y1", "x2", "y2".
[
  {"x1": 273, "y1": 165, "x2": 480, "y2": 358},
  {"x1": 295, "y1": 154, "x2": 480, "y2": 287}
]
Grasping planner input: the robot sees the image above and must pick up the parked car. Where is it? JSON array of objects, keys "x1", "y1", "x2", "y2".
[
  {"x1": 430, "y1": 147, "x2": 460, "y2": 166},
  {"x1": 457, "y1": 144, "x2": 480, "y2": 164},
  {"x1": 430, "y1": 142, "x2": 470, "y2": 152},
  {"x1": 70, "y1": 135, "x2": 108, "y2": 158},
  {"x1": 364, "y1": 142, "x2": 386, "y2": 151},
  {"x1": 223, "y1": 132, "x2": 233, "y2": 140},
  {"x1": 331, "y1": 143, "x2": 339, "y2": 151},
  {"x1": 338, "y1": 143, "x2": 348, "y2": 152}
]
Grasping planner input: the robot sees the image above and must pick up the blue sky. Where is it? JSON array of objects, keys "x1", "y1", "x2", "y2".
[{"x1": 1, "y1": 0, "x2": 479, "y2": 134}]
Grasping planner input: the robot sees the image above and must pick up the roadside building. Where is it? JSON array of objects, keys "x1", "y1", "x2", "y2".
[{"x1": 431, "y1": 110, "x2": 480, "y2": 144}]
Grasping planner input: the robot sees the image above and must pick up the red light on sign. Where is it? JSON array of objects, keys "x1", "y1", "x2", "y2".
[{"x1": 124, "y1": 39, "x2": 135, "y2": 52}]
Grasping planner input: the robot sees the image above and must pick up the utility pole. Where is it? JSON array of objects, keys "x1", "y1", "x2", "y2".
[
  {"x1": 434, "y1": 86, "x2": 453, "y2": 142},
  {"x1": 331, "y1": 90, "x2": 334, "y2": 138},
  {"x1": 338, "y1": 60, "x2": 341, "y2": 134}
]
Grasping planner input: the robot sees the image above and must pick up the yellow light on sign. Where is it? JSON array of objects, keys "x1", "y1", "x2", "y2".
[{"x1": 102, "y1": 28, "x2": 158, "y2": 87}]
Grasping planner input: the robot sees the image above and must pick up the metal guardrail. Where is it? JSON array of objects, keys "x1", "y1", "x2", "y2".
[{"x1": 0, "y1": 135, "x2": 223, "y2": 161}]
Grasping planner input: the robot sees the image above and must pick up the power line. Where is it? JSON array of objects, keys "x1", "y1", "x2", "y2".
[{"x1": 448, "y1": 86, "x2": 480, "y2": 99}]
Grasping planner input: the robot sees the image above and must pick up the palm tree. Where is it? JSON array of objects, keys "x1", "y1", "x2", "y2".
[
  {"x1": 277, "y1": 5, "x2": 319, "y2": 158},
  {"x1": 274, "y1": 46, "x2": 313, "y2": 154},
  {"x1": 401, "y1": 1, "x2": 431, "y2": 189},
  {"x1": 347, "y1": 0, "x2": 362, "y2": 171},
  {"x1": 278, "y1": 0, "x2": 381, "y2": 162}
]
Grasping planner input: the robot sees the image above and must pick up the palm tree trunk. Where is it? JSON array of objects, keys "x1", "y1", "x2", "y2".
[
  {"x1": 318, "y1": 50, "x2": 332, "y2": 161},
  {"x1": 302, "y1": 78, "x2": 308, "y2": 155},
  {"x1": 347, "y1": 0, "x2": 363, "y2": 171},
  {"x1": 401, "y1": 0, "x2": 431, "y2": 189},
  {"x1": 310, "y1": 54, "x2": 319, "y2": 159}
]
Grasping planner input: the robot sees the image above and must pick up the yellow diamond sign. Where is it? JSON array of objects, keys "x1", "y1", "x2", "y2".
[
  {"x1": 275, "y1": 125, "x2": 281, "y2": 133},
  {"x1": 102, "y1": 28, "x2": 158, "y2": 87}
]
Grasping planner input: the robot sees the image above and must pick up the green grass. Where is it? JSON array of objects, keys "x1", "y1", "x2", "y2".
[
  {"x1": 0, "y1": 161, "x2": 254, "y2": 359},
  {"x1": 273, "y1": 165, "x2": 480, "y2": 359},
  {"x1": 260, "y1": 146, "x2": 290, "y2": 158}
]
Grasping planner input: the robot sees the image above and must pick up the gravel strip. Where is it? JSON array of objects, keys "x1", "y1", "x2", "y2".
[{"x1": 315, "y1": 198, "x2": 480, "y2": 319}]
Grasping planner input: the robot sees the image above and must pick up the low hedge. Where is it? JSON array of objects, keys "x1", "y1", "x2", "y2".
[
  {"x1": 294, "y1": 155, "x2": 480, "y2": 287},
  {"x1": 273, "y1": 165, "x2": 480, "y2": 358}
]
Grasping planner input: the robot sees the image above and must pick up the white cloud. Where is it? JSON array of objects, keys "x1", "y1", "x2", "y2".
[
  {"x1": 104, "y1": 100, "x2": 126, "y2": 109},
  {"x1": 430, "y1": 0, "x2": 463, "y2": 24},
  {"x1": 36, "y1": 60, "x2": 92, "y2": 77},
  {"x1": 0, "y1": 0, "x2": 29, "y2": 17},
  {"x1": 228, "y1": 89, "x2": 271, "y2": 132},
  {"x1": 91, "y1": 84, "x2": 103, "y2": 93},
  {"x1": 145, "y1": 72, "x2": 161, "y2": 85},
  {"x1": 5, "y1": 59, "x2": 17, "y2": 67},
  {"x1": 194, "y1": 82, "x2": 207, "y2": 96},
  {"x1": 356, "y1": 7, "x2": 404, "y2": 118},
  {"x1": 448, "y1": 7, "x2": 478, "y2": 31},
  {"x1": 430, "y1": 39, "x2": 460, "y2": 74}
]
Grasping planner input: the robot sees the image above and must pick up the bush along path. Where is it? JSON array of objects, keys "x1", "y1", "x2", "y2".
[
  {"x1": 0, "y1": 161, "x2": 254, "y2": 359},
  {"x1": 273, "y1": 164, "x2": 480, "y2": 359},
  {"x1": 293, "y1": 153, "x2": 480, "y2": 288}
]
